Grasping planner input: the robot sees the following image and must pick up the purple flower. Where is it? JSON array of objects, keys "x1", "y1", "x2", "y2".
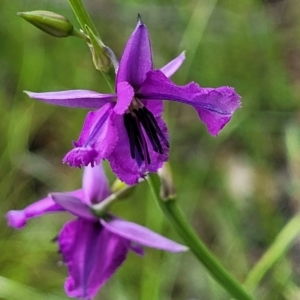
[
  {"x1": 6, "y1": 165, "x2": 187, "y2": 300},
  {"x1": 26, "y1": 17, "x2": 241, "y2": 184}
]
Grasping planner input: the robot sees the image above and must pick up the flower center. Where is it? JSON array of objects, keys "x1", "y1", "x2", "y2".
[{"x1": 123, "y1": 101, "x2": 169, "y2": 165}]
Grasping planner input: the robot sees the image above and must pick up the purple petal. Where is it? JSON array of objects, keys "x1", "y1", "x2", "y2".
[
  {"x1": 116, "y1": 17, "x2": 153, "y2": 89},
  {"x1": 107, "y1": 111, "x2": 168, "y2": 185},
  {"x1": 114, "y1": 81, "x2": 134, "y2": 115},
  {"x1": 25, "y1": 90, "x2": 116, "y2": 109},
  {"x1": 160, "y1": 51, "x2": 186, "y2": 78},
  {"x1": 59, "y1": 219, "x2": 129, "y2": 299},
  {"x1": 137, "y1": 70, "x2": 241, "y2": 136},
  {"x1": 73, "y1": 103, "x2": 114, "y2": 148},
  {"x1": 82, "y1": 164, "x2": 110, "y2": 205},
  {"x1": 63, "y1": 146, "x2": 99, "y2": 168},
  {"x1": 101, "y1": 217, "x2": 187, "y2": 253},
  {"x1": 6, "y1": 196, "x2": 64, "y2": 229},
  {"x1": 142, "y1": 99, "x2": 163, "y2": 118},
  {"x1": 51, "y1": 193, "x2": 96, "y2": 220},
  {"x1": 63, "y1": 103, "x2": 118, "y2": 168},
  {"x1": 129, "y1": 242, "x2": 144, "y2": 256},
  {"x1": 192, "y1": 86, "x2": 241, "y2": 135}
]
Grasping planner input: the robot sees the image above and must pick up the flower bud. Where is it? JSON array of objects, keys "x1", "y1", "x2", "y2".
[
  {"x1": 18, "y1": 11, "x2": 74, "y2": 38},
  {"x1": 158, "y1": 163, "x2": 176, "y2": 200},
  {"x1": 85, "y1": 25, "x2": 117, "y2": 72},
  {"x1": 111, "y1": 179, "x2": 135, "y2": 200}
]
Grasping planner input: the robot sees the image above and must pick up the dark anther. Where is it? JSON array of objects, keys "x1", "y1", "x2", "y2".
[
  {"x1": 134, "y1": 108, "x2": 162, "y2": 154},
  {"x1": 134, "y1": 107, "x2": 169, "y2": 154},
  {"x1": 124, "y1": 106, "x2": 168, "y2": 164},
  {"x1": 142, "y1": 107, "x2": 169, "y2": 148},
  {"x1": 124, "y1": 113, "x2": 150, "y2": 164},
  {"x1": 124, "y1": 113, "x2": 136, "y2": 159}
]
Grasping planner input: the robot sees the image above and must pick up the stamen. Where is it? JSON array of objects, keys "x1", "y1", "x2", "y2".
[
  {"x1": 124, "y1": 113, "x2": 136, "y2": 159},
  {"x1": 135, "y1": 117, "x2": 151, "y2": 165},
  {"x1": 134, "y1": 108, "x2": 163, "y2": 154},
  {"x1": 132, "y1": 119, "x2": 144, "y2": 162},
  {"x1": 143, "y1": 107, "x2": 170, "y2": 148},
  {"x1": 124, "y1": 104, "x2": 169, "y2": 165},
  {"x1": 124, "y1": 113, "x2": 150, "y2": 164}
]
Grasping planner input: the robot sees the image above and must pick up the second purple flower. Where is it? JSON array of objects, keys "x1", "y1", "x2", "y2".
[{"x1": 26, "y1": 16, "x2": 241, "y2": 184}]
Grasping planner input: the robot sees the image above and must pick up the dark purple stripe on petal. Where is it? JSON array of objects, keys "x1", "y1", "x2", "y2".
[
  {"x1": 137, "y1": 70, "x2": 241, "y2": 136},
  {"x1": 84, "y1": 107, "x2": 111, "y2": 146},
  {"x1": 70, "y1": 103, "x2": 118, "y2": 167},
  {"x1": 59, "y1": 219, "x2": 129, "y2": 299}
]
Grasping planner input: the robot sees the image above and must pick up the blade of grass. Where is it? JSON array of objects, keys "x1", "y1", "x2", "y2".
[
  {"x1": 244, "y1": 212, "x2": 300, "y2": 292},
  {"x1": 0, "y1": 276, "x2": 65, "y2": 300}
]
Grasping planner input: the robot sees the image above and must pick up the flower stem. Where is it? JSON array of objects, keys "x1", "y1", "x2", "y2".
[
  {"x1": 91, "y1": 185, "x2": 133, "y2": 217},
  {"x1": 67, "y1": 0, "x2": 114, "y2": 91},
  {"x1": 68, "y1": 0, "x2": 99, "y2": 36},
  {"x1": 147, "y1": 174, "x2": 255, "y2": 300}
]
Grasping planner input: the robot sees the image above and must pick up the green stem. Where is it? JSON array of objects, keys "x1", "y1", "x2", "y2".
[
  {"x1": 147, "y1": 174, "x2": 255, "y2": 300},
  {"x1": 244, "y1": 212, "x2": 300, "y2": 292},
  {"x1": 68, "y1": 0, "x2": 99, "y2": 36},
  {"x1": 91, "y1": 185, "x2": 133, "y2": 217},
  {"x1": 67, "y1": 0, "x2": 114, "y2": 91},
  {"x1": 72, "y1": 27, "x2": 89, "y2": 41}
]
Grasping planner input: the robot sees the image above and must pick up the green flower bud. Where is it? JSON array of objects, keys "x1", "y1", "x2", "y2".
[
  {"x1": 111, "y1": 179, "x2": 135, "y2": 200},
  {"x1": 85, "y1": 25, "x2": 116, "y2": 72},
  {"x1": 158, "y1": 163, "x2": 176, "y2": 201},
  {"x1": 18, "y1": 10, "x2": 74, "y2": 38}
]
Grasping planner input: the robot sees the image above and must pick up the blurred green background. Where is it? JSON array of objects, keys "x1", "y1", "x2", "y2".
[{"x1": 1, "y1": 0, "x2": 300, "y2": 299}]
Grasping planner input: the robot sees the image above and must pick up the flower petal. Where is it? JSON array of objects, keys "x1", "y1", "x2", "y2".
[
  {"x1": 63, "y1": 103, "x2": 118, "y2": 168},
  {"x1": 129, "y1": 242, "x2": 144, "y2": 256},
  {"x1": 25, "y1": 90, "x2": 116, "y2": 109},
  {"x1": 51, "y1": 193, "x2": 96, "y2": 221},
  {"x1": 59, "y1": 219, "x2": 129, "y2": 299},
  {"x1": 73, "y1": 103, "x2": 114, "y2": 148},
  {"x1": 107, "y1": 111, "x2": 168, "y2": 185},
  {"x1": 101, "y1": 217, "x2": 188, "y2": 253},
  {"x1": 142, "y1": 99, "x2": 163, "y2": 118},
  {"x1": 6, "y1": 196, "x2": 64, "y2": 229},
  {"x1": 195, "y1": 90, "x2": 238, "y2": 136},
  {"x1": 114, "y1": 81, "x2": 135, "y2": 115},
  {"x1": 63, "y1": 146, "x2": 99, "y2": 168},
  {"x1": 137, "y1": 70, "x2": 241, "y2": 136},
  {"x1": 116, "y1": 17, "x2": 153, "y2": 89},
  {"x1": 160, "y1": 51, "x2": 186, "y2": 78},
  {"x1": 82, "y1": 164, "x2": 110, "y2": 205}
]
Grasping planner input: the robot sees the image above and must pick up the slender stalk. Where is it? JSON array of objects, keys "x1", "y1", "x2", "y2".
[
  {"x1": 91, "y1": 185, "x2": 133, "y2": 217},
  {"x1": 147, "y1": 174, "x2": 255, "y2": 300},
  {"x1": 244, "y1": 212, "x2": 300, "y2": 292},
  {"x1": 68, "y1": 0, "x2": 99, "y2": 36},
  {"x1": 72, "y1": 27, "x2": 89, "y2": 41},
  {"x1": 67, "y1": 0, "x2": 114, "y2": 91}
]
